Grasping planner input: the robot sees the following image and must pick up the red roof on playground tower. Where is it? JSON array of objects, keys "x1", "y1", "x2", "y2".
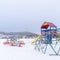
[{"x1": 41, "y1": 22, "x2": 56, "y2": 29}]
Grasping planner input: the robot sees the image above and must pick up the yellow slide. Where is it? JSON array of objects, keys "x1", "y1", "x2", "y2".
[{"x1": 31, "y1": 35, "x2": 42, "y2": 45}]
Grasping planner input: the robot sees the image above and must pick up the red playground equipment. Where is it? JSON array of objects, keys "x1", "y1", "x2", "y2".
[{"x1": 3, "y1": 38, "x2": 25, "y2": 47}]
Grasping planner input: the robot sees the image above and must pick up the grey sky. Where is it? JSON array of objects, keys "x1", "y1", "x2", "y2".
[{"x1": 0, "y1": 0, "x2": 60, "y2": 33}]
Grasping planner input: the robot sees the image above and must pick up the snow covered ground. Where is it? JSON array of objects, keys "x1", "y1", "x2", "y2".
[{"x1": 0, "y1": 39, "x2": 60, "y2": 60}]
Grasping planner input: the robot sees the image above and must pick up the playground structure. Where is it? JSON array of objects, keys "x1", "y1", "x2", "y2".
[
  {"x1": 32, "y1": 22, "x2": 60, "y2": 55},
  {"x1": 3, "y1": 38, "x2": 25, "y2": 47}
]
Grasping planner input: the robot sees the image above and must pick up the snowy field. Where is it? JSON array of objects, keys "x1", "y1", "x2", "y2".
[{"x1": 0, "y1": 39, "x2": 60, "y2": 60}]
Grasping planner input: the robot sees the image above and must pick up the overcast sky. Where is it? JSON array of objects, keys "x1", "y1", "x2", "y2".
[{"x1": 0, "y1": 0, "x2": 60, "y2": 33}]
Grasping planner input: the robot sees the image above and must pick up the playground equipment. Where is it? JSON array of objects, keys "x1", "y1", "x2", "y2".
[
  {"x1": 32, "y1": 22, "x2": 60, "y2": 55},
  {"x1": 31, "y1": 35, "x2": 42, "y2": 45},
  {"x1": 3, "y1": 38, "x2": 25, "y2": 47}
]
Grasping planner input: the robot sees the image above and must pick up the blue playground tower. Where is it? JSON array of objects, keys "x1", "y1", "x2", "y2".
[
  {"x1": 40, "y1": 22, "x2": 58, "y2": 55},
  {"x1": 41, "y1": 22, "x2": 57, "y2": 44}
]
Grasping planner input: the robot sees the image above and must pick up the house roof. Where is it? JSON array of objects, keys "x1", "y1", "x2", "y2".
[{"x1": 41, "y1": 22, "x2": 56, "y2": 29}]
